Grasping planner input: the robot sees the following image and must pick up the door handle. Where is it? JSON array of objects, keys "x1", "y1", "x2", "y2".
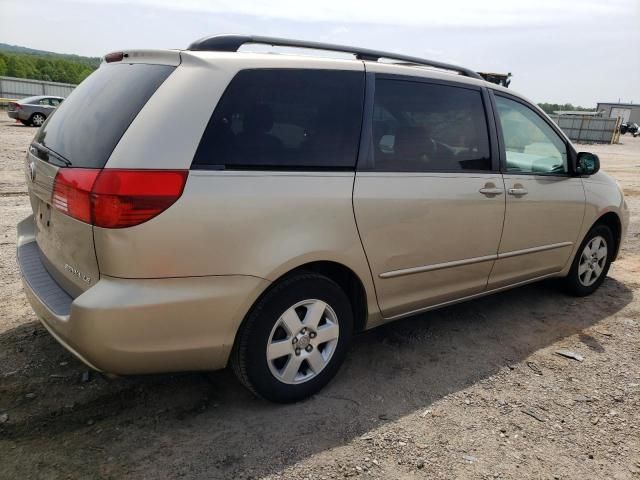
[
  {"x1": 479, "y1": 187, "x2": 504, "y2": 196},
  {"x1": 508, "y1": 187, "x2": 528, "y2": 196}
]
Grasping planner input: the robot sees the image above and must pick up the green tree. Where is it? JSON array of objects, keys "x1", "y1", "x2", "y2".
[
  {"x1": 0, "y1": 51, "x2": 99, "y2": 84},
  {"x1": 6, "y1": 55, "x2": 27, "y2": 78},
  {"x1": 0, "y1": 55, "x2": 7, "y2": 76}
]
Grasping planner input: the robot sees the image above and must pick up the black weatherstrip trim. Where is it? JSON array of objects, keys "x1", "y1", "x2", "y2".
[
  {"x1": 481, "y1": 87, "x2": 501, "y2": 173},
  {"x1": 487, "y1": 89, "x2": 507, "y2": 172},
  {"x1": 355, "y1": 72, "x2": 376, "y2": 171}
]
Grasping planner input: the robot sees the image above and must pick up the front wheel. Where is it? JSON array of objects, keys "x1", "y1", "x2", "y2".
[
  {"x1": 562, "y1": 224, "x2": 614, "y2": 296},
  {"x1": 231, "y1": 273, "x2": 353, "y2": 403}
]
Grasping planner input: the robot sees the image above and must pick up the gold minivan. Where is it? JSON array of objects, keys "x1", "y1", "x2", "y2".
[{"x1": 17, "y1": 35, "x2": 629, "y2": 402}]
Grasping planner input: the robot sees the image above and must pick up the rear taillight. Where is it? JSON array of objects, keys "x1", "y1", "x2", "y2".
[
  {"x1": 52, "y1": 169, "x2": 100, "y2": 223},
  {"x1": 92, "y1": 170, "x2": 188, "y2": 228},
  {"x1": 52, "y1": 169, "x2": 188, "y2": 228},
  {"x1": 9, "y1": 102, "x2": 21, "y2": 111}
]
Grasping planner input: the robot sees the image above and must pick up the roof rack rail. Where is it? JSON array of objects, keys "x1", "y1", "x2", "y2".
[{"x1": 187, "y1": 34, "x2": 483, "y2": 80}]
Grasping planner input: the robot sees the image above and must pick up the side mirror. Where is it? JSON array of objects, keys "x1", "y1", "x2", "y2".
[{"x1": 576, "y1": 152, "x2": 600, "y2": 176}]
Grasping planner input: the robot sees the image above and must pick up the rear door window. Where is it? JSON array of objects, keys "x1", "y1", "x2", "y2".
[
  {"x1": 35, "y1": 63, "x2": 174, "y2": 168},
  {"x1": 193, "y1": 69, "x2": 365, "y2": 170},
  {"x1": 368, "y1": 78, "x2": 491, "y2": 172}
]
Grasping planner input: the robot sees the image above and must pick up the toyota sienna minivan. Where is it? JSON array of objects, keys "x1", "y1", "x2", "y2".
[{"x1": 17, "y1": 35, "x2": 629, "y2": 402}]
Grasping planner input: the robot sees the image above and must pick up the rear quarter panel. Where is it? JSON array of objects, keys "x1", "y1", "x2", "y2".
[
  {"x1": 92, "y1": 171, "x2": 382, "y2": 326},
  {"x1": 20, "y1": 104, "x2": 37, "y2": 120}
]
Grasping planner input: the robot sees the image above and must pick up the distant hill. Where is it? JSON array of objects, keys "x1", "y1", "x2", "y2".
[
  {"x1": 0, "y1": 43, "x2": 100, "y2": 84},
  {"x1": 0, "y1": 43, "x2": 101, "y2": 65}
]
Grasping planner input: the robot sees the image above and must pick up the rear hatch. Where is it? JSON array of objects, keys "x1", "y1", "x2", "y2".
[{"x1": 26, "y1": 58, "x2": 177, "y2": 297}]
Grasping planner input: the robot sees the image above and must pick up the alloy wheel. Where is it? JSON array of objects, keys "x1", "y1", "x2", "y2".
[
  {"x1": 32, "y1": 114, "x2": 45, "y2": 127},
  {"x1": 266, "y1": 299, "x2": 340, "y2": 385},
  {"x1": 578, "y1": 235, "x2": 608, "y2": 287}
]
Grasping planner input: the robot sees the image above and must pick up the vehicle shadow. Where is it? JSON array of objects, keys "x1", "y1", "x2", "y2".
[{"x1": 0, "y1": 276, "x2": 634, "y2": 479}]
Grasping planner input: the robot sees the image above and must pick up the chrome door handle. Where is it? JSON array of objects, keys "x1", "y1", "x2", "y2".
[
  {"x1": 508, "y1": 188, "x2": 528, "y2": 196},
  {"x1": 479, "y1": 187, "x2": 504, "y2": 196}
]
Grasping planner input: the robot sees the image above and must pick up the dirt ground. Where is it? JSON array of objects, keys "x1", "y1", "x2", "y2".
[{"x1": 0, "y1": 118, "x2": 638, "y2": 480}]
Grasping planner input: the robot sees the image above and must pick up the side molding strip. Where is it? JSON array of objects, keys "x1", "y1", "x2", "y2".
[
  {"x1": 379, "y1": 241, "x2": 573, "y2": 279},
  {"x1": 497, "y1": 241, "x2": 573, "y2": 259},
  {"x1": 379, "y1": 254, "x2": 497, "y2": 279}
]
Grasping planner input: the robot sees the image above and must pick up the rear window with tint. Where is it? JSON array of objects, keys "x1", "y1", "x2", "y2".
[
  {"x1": 193, "y1": 69, "x2": 365, "y2": 170},
  {"x1": 369, "y1": 79, "x2": 491, "y2": 172},
  {"x1": 20, "y1": 96, "x2": 45, "y2": 105},
  {"x1": 35, "y1": 63, "x2": 174, "y2": 168}
]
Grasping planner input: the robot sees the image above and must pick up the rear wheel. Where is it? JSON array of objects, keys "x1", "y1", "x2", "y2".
[
  {"x1": 30, "y1": 113, "x2": 46, "y2": 127},
  {"x1": 231, "y1": 272, "x2": 353, "y2": 403},
  {"x1": 562, "y1": 224, "x2": 614, "y2": 296}
]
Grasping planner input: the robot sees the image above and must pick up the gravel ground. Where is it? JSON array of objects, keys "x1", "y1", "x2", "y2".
[{"x1": 0, "y1": 119, "x2": 638, "y2": 480}]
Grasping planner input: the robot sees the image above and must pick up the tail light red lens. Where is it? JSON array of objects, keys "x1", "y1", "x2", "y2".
[
  {"x1": 92, "y1": 170, "x2": 188, "y2": 228},
  {"x1": 52, "y1": 169, "x2": 100, "y2": 223},
  {"x1": 52, "y1": 169, "x2": 188, "y2": 228},
  {"x1": 9, "y1": 102, "x2": 21, "y2": 110}
]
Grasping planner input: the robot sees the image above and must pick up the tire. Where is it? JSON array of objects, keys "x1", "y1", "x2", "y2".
[
  {"x1": 562, "y1": 224, "x2": 614, "y2": 296},
  {"x1": 29, "y1": 113, "x2": 46, "y2": 127},
  {"x1": 231, "y1": 272, "x2": 353, "y2": 403}
]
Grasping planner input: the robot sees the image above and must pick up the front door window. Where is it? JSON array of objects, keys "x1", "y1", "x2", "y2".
[{"x1": 495, "y1": 95, "x2": 568, "y2": 174}]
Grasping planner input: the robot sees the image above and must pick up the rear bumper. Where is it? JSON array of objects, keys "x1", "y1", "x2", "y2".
[
  {"x1": 7, "y1": 111, "x2": 21, "y2": 120},
  {"x1": 17, "y1": 215, "x2": 269, "y2": 375}
]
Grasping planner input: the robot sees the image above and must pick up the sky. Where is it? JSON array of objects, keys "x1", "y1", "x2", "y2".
[{"x1": 1, "y1": 0, "x2": 639, "y2": 106}]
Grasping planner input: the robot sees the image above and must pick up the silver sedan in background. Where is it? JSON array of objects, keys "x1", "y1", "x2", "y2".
[{"x1": 7, "y1": 95, "x2": 64, "y2": 127}]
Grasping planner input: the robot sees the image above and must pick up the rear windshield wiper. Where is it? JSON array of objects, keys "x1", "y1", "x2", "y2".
[{"x1": 31, "y1": 142, "x2": 72, "y2": 167}]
